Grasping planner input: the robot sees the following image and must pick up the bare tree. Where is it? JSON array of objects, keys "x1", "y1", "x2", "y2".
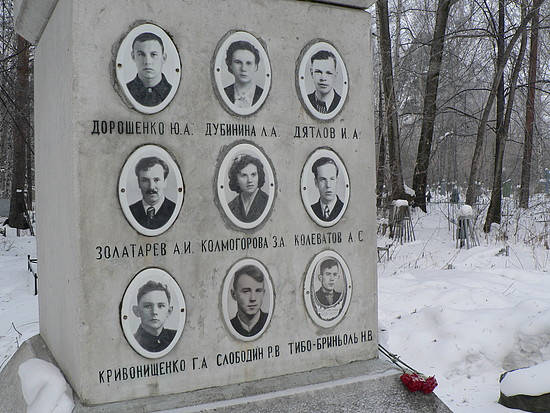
[
  {"x1": 519, "y1": 4, "x2": 540, "y2": 208},
  {"x1": 376, "y1": 0, "x2": 405, "y2": 200},
  {"x1": 376, "y1": 78, "x2": 387, "y2": 208},
  {"x1": 412, "y1": 0, "x2": 456, "y2": 212},
  {"x1": 6, "y1": 34, "x2": 30, "y2": 229},
  {"x1": 465, "y1": 0, "x2": 545, "y2": 206},
  {"x1": 484, "y1": 0, "x2": 528, "y2": 232}
]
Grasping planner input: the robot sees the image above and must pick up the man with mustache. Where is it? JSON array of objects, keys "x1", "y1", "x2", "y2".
[
  {"x1": 315, "y1": 258, "x2": 342, "y2": 306},
  {"x1": 230, "y1": 265, "x2": 268, "y2": 338},
  {"x1": 307, "y1": 50, "x2": 341, "y2": 115},
  {"x1": 132, "y1": 281, "x2": 176, "y2": 352},
  {"x1": 129, "y1": 156, "x2": 176, "y2": 229},
  {"x1": 126, "y1": 32, "x2": 172, "y2": 107},
  {"x1": 310, "y1": 157, "x2": 344, "y2": 222}
]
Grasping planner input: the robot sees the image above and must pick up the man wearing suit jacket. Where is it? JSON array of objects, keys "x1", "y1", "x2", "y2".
[
  {"x1": 129, "y1": 156, "x2": 175, "y2": 230},
  {"x1": 224, "y1": 40, "x2": 264, "y2": 109},
  {"x1": 310, "y1": 157, "x2": 343, "y2": 222},
  {"x1": 307, "y1": 50, "x2": 341, "y2": 115},
  {"x1": 315, "y1": 258, "x2": 342, "y2": 307}
]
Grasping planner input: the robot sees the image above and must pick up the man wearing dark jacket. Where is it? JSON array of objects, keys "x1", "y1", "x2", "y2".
[
  {"x1": 126, "y1": 32, "x2": 172, "y2": 107},
  {"x1": 129, "y1": 156, "x2": 175, "y2": 230},
  {"x1": 132, "y1": 281, "x2": 176, "y2": 352},
  {"x1": 310, "y1": 157, "x2": 343, "y2": 222},
  {"x1": 315, "y1": 258, "x2": 342, "y2": 306},
  {"x1": 230, "y1": 265, "x2": 268, "y2": 337}
]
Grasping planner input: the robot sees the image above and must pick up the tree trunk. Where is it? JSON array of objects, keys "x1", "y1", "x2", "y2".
[
  {"x1": 393, "y1": 0, "x2": 401, "y2": 88},
  {"x1": 465, "y1": 0, "x2": 544, "y2": 206},
  {"x1": 412, "y1": 0, "x2": 455, "y2": 212},
  {"x1": 376, "y1": 0, "x2": 405, "y2": 200},
  {"x1": 519, "y1": 6, "x2": 539, "y2": 208},
  {"x1": 484, "y1": 0, "x2": 528, "y2": 232},
  {"x1": 7, "y1": 35, "x2": 29, "y2": 229},
  {"x1": 376, "y1": 77, "x2": 387, "y2": 208}
]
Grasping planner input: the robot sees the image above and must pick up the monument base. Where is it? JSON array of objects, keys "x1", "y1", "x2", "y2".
[{"x1": 1, "y1": 335, "x2": 452, "y2": 412}]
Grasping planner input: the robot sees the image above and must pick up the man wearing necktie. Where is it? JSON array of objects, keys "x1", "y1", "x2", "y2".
[
  {"x1": 307, "y1": 50, "x2": 341, "y2": 115},
  {"x1": 129, "y1": 156, "x2": 176, "y2": 230},
  {"x1": 310, "y1": 157, "x2": 344, "y2": 223},
  {"x1": 315, "y1": 258, "x2": 342, "y2": 307}
]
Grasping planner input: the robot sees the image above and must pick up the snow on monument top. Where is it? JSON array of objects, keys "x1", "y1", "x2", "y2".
[
  {"x1": 459, "y1": 205, "x2": 473, "y2": 217},
  {"x1": 500, "y1": 360, "x2": 550, "y2": 397}
]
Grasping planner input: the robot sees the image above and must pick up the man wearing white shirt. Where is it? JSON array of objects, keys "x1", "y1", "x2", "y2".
[
  {"x1": 307, "y1": 50, "x2": 341, "y2": 114},
  {"x1": 224, "y1": 41, "x2": 264, "y2": 108},
  {"x1": 310, "y1": 157, "x2": 343, "y2": 222},
  {"x1": 129, "y1": 157, "x2": 175, "y2": 229}
]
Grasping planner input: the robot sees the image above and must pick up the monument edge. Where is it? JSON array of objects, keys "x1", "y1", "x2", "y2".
[
  {"x1": 13, "y1": 0, "x2": 374, "y2": 44},
  {"x1": 0, "y1": 334, "x2": 452, "y2": 413}
]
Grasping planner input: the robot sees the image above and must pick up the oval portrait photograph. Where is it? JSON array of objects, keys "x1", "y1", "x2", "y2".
[
  {"x1": 212, "y1": 31, "x2": 271, "y2": 116},
  {"x1": 297, "y1": 40, "x2": 348, "y2": 121},
  {"x1": 303, "y1": 250, "x2": 352, "y2": 328},
  {"x1": 216, "y1": 142, "x2": 276, "y2": 230},
  {"x1": 120, "y1": 267, "x2": 186, "y2": 359},
  {"x1": 221, "y1": 258, "x2": 274, "y2": 342},
  {"x1": 119, "y1": 144, "x2": 184, "y2": 237},
  {"x1": 300, "y1": 147, "x2": 350, "y2": 227},
  {"x1": 115, "y1": 23, "x2": 181, "y2": 114}
]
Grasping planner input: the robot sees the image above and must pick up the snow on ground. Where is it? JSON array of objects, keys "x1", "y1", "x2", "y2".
[
  {"x1": 1, "y1": 203, "x2": 549, "y2": 412},
  {"x1": 378, "y1": 201, "x2": 550, "y2": 412},
  {"x1": 0, "y1": 225, "x2": 39, "y2": 373},
  {"x1": 19, "y1": 358, "x2": 74, "y2": 413}
]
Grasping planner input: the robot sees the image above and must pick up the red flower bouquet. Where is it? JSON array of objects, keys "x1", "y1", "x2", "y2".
[
  {"x1": 379, "y1": 344, "x2": 438, "y2": 394},
  {"x1": 400, "y1": 373, "x2": 438, "y2": 394}
]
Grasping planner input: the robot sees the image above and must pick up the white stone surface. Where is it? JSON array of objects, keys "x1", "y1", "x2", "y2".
[
  {"x1": 32, "y1": 0, "x2": 376, "y2": 405},
  {"x1": 14, "y1": 0, "x2": 59, "y2": 44},
  {"x1": 14, "y1": 1, "x2": 374, "y2": 44},
  {"x1": 34, "y1": 0, "x2": 83, "y2": 395}
]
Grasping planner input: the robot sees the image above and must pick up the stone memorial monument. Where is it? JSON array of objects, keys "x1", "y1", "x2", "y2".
[{"x1": 1, "y1": 0, "x2": 451, "y2": 411}]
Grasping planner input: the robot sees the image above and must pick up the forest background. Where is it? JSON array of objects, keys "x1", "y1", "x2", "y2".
[{"x1": 0, "y1": 0, "x2": 549, "y2": 231}]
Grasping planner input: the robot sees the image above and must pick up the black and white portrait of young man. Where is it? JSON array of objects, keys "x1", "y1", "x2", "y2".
[
  {"x1": 301, "y1": 148, "x2": 350, "y2": 227},
  {"x1": 297, "y1": 41, "x2": 348, "y2": 121},
  {"x1": 121, "y1": 268, "x2": 186, "y2": 359},
  {"x1": 116, "y1": 23, "x2": 181, "y2": 114},
  {"x1": 118, "y1": 145, "x2": 184, "y2": 236},
  {"x1": 303, "y1": 250, "x2": 352, "y2": 328},
  {"x1": 222, "y1": 258, "x2": 274, "y2": 341}
]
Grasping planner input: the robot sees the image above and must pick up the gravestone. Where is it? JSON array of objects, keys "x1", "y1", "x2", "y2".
[{"x1": 3, "y1": 0, "x2": 451, "y2": 411}]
